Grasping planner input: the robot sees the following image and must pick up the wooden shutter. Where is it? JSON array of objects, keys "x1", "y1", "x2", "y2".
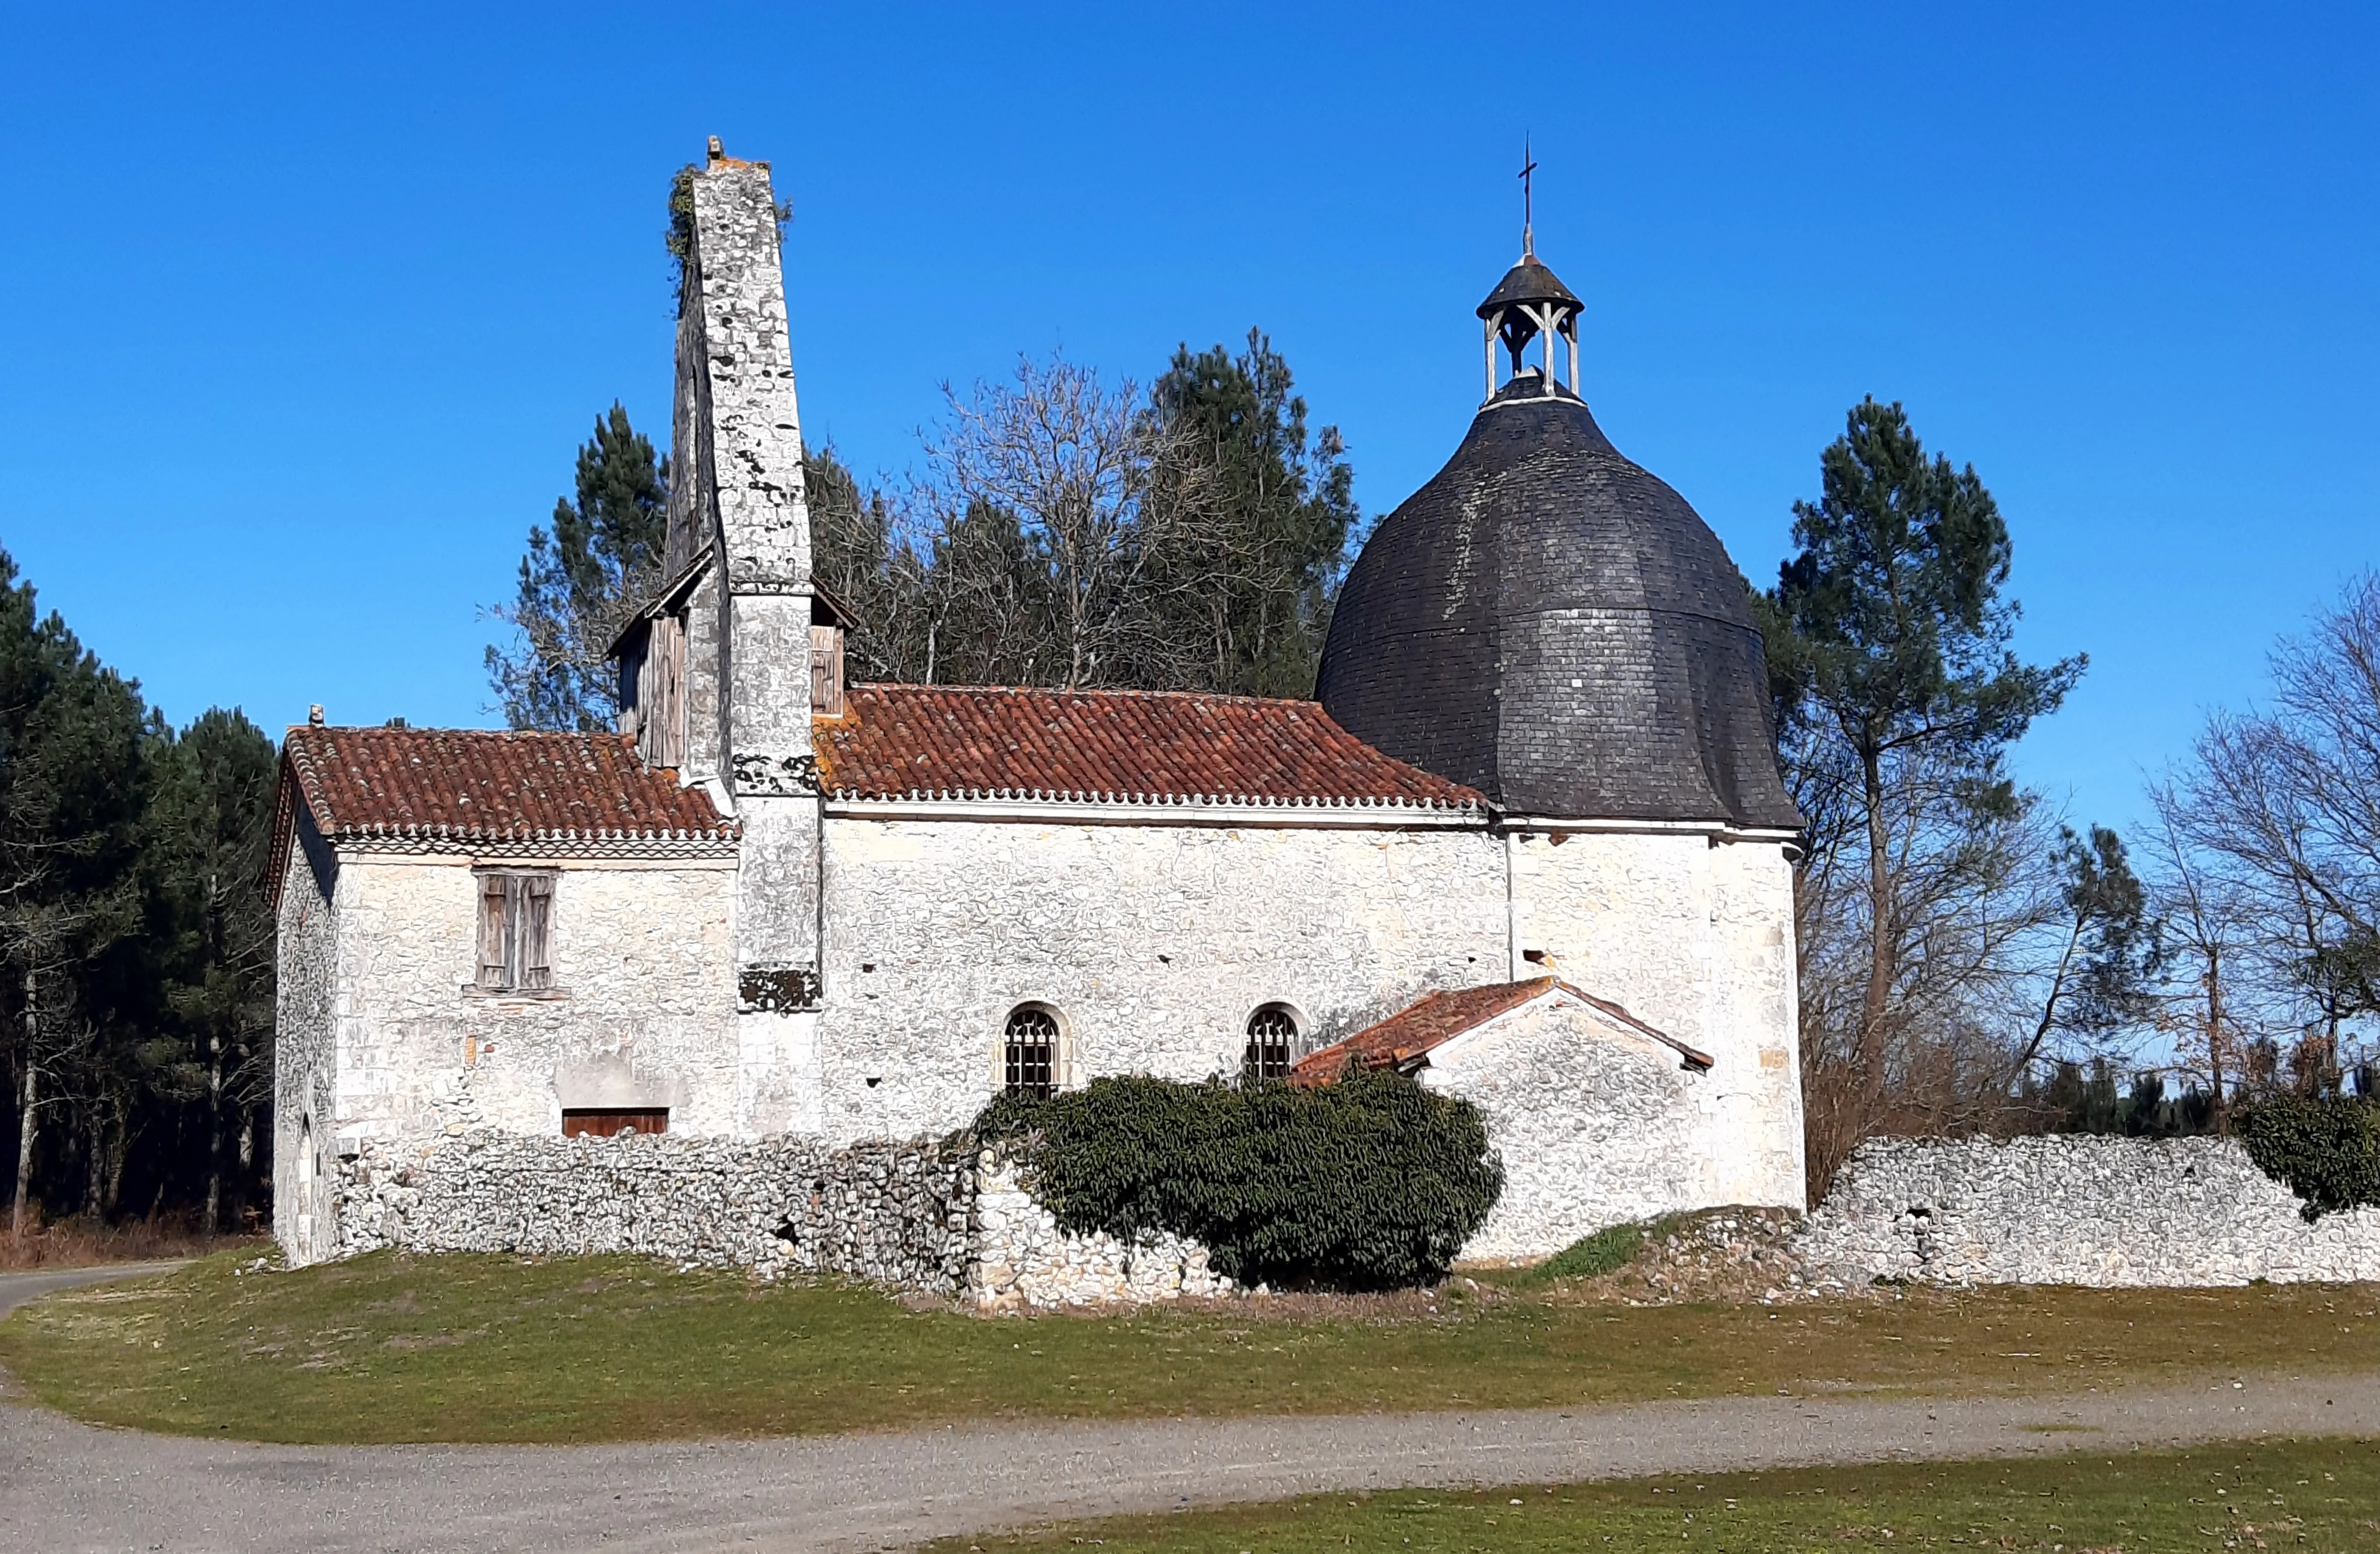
[
  {"x1": 810, "y1": 625, "x2": 844, "y2": 717},
  {"x1": 644, "y1": 614, "x2": 685, "y2": 768},
  {"x1": 518, "y1": 874, "x2": 555, "y2": 990},
  {"x1": 476, "y1": 875, "x2": 509, "y2": 989}
]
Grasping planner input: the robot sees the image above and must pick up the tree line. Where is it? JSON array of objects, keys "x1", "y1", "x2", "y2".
[
  {"x1": 487, "y1": 334, "x2": 1362, "y2": 729},
  {"x1": 0, "y1": 549, "x2": 277, "y2": 1240}
]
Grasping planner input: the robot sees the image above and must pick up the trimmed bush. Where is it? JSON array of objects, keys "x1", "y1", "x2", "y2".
[
  {"x1": 2235, "y1": 1095, "x2": 2380, "y2": 1221},
  {"x1": 974, "y1": 1070, "x2": 1502, "y2": 1291}
]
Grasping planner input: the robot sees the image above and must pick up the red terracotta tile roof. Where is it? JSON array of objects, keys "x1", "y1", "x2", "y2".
[
  {"x1": 280, "y1": 727, "x2": 732, "y2": 844},
  {"x1": 1292, "y1": 978, "x2": 1709, "y2": 1085},
  {"x1": 814, "y1": 684, "x2": 1485, "y2": 811}
]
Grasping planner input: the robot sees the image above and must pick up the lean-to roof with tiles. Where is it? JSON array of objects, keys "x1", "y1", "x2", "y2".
[
  {"x1": 1292, "y1": 977, "x2": 1710, "y2": 1085},
  {"x1": 279, "y1": 727, "x2": 733, "y2": 846},
  {"x1": 812, "y1": 684, "x2": 1486, "y2": 812}
]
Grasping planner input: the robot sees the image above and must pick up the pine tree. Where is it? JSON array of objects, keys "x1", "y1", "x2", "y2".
[
  {"x1": 486, "y1": 404, "x2": 669, "y2": 730},
  {"x1": 1759, "y1": 399, "x2": 2086, "y2": 1149},
  {"x1": 1146, "y1": 330, "x2": 1361, "y2": 697},
  {"x1": 2017, "y1": 823, "x2": 2162, "y2": 1074},
  {"x1": 806, "y1": 446, "x2": 937, "y2": 684},
  {"x1": 147, "y1": 708, "x2": 278, "y2": 1229},
  {"x1": 0, "y1": 548, "x2": 151, "y2": 1233}
]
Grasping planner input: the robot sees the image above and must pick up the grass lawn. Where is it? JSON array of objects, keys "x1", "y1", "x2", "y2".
[
  {"x1": 2, "y1": 1251, "x2": 2377, "y2": 1444},
  {"x1": 926, "y1": 1438, "x2": 2380, "y2": 1552}
]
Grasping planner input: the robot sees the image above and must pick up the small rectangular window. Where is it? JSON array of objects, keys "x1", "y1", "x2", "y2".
[
  {"x1": 476, "y1": 871, "x2": 556, "y2": 991},
  {"x1": 563, "y1": 1109, "x2": 667, "y2": 1138}
]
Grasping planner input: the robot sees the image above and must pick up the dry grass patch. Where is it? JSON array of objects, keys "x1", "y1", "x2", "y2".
[
  {"x1": 0, "y1": 1216, "x2": 262, "y2": 1270},
  {"x1": 930, "y1": 1438, "x2": 2380, "y2": 1552},
  {"x1": 2, "y1": 1251, "x2": 2377, "y2": 1444}
]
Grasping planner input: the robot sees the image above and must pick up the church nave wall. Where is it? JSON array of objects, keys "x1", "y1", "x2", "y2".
[
  {"x1": 316, "y1": 854, "x2": 742, "y2": 1161},
  {"x1": 811, "y1": 815, "x2": 1509, "y2": 1145},
  {"x1": 1505, "y1": 828, "x2": 1804, "y2": 1212}
]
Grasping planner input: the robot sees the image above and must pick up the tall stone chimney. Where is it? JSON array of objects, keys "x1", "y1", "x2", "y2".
[{"x1": 669, "y1": 141, "x2": 822, "y2": 1022}]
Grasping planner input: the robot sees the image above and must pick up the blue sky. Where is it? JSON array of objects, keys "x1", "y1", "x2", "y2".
[{"x1": 2, "y1": 3, "x2": 2373, "y2": 836}]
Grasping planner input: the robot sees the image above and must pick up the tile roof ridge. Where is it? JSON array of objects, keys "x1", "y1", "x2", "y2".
[
  {"x1": 852, "y1": 682, "x2": 1327, "y2": 709},
  {"x1": 288, "y1": 724, "x2": 635, "y2": 742}
]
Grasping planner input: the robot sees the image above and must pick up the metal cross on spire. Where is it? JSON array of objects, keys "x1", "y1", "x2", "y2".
[{"x1": 1519, "y1": 135, "x2": 1538, "y2": 256}]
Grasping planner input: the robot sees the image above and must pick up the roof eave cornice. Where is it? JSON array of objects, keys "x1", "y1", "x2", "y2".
[
  {"x1": 821, "y1": 793, "x2": 1486, "y2": 830},
  {"x1": 1493, "y1": 813, "x2": 1800, "y2": 844},
  {"x1": 328, "y1": 826, "x2": 739, "y2": 860}
]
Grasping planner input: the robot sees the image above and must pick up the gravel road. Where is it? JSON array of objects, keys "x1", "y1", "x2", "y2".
[{"x1": 4, "y1": 1264, "x2": 2374, "y2": 1553}]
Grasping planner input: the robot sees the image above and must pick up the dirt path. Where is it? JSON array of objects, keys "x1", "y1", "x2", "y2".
[{"x1": 4, "y1": 1266, "x2": 2375, "y2": 1554}]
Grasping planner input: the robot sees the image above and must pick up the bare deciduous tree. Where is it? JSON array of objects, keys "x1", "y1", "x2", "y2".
[
  {"x1": 2157, "y1": 572, "x2": 2380, "y2": 1098},
  {"x1": 1790, "y1": 739, "x2": 2084, "y2": 1193},
  {"x1": 907, "y1": 354, "x2": 1231, "y2": 692},
  {"x1": 2140, "y1": 784, "x2": 2251, "y2": 1127}
]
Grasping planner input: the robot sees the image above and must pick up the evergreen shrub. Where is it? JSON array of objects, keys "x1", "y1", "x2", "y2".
[
  {"x1": 973, "y1": 1070, "x2": 1503, "y2": 1290},
  {"x1": 2234, "y1": 1095, "x2": 2380, "y2": 1221}
]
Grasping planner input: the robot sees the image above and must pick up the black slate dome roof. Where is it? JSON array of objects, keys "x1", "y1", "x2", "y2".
[{"x1": 1316, "y1": 383, "x2": 1801, "y2": 829}]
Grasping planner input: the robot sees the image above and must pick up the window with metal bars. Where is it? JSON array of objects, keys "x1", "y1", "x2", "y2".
[
  {"x1": 1003, "y1": 1006, "x2": 1060, "y2": 1099},
  {"x1": 1242, "y1": 1003, "x2": 1299, "y2": 1084}
]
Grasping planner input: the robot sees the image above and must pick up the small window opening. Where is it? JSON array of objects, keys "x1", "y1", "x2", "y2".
[
  {"x1": 563, "y1": 1108, "x2": 668, "y2": 1138},
  {"x1": 1243, "y1": 1004, "x2": 1299, "y2": 1084},
  {"x1": 1003, "y1": 1006, "x2": 1060, "y2": 1099},
  {"x1": 476, "y1": 871, "x2": 556, "y2": 991}
]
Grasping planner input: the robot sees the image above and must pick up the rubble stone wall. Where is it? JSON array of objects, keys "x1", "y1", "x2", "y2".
[
  {"x1": 273, "y1": 834, "x2": 340, "y2": 1263},
  {"x1": 332, "y1": 1129, "x2": 975, "y2": 1289},
  {"x1": 1798, "y1": 1135, "x2": 2380, "y2": 1286},
  {"x1": 328, "y1": 1130, "x2": 1229, "y2": 1308},
  {"x1": 967, "y1": 1155, "x2": 1229, "y2": 1310}
]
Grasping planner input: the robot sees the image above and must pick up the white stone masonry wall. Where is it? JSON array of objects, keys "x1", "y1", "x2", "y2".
[
  {"x1": 334, "y1": 1130, "x2": 974, "y2": 1289},
  {"x1": 324, "y1": 855, "x2": 742, "y2": 1143},
  {"x1": 814, "y1": 817, "x2": 1509, "y2": 1145},
  {"x1": 1798, "y1": 1136, "x2": 2380, "y2": 1286},
  {"x1": 967, "y1": 1154, "x2": 1228, "y2": 1310},
  {"x1": 1420, "y1": 996, "x2": 1704, "y2": 1261},
  {"x1": 328, "y1": 1131, "x2": 1230, "y2": 1309}
]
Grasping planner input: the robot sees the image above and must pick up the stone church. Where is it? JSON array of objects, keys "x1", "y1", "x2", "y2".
[{"x1": 271, "y1": 143, "x2": 1805, "y2": 1267}]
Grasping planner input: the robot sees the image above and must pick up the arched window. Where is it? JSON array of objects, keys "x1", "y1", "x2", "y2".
[
  {"x1": 1003, "y1": 1005, "x2": 1061, "y2": 1099},
  {"x1": 1243, "y1": 1004, "x2": 1299, "y2": 1084}
]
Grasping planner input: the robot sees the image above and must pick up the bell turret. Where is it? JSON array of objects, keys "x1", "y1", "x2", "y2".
[
  {"x1": 1477, "y1": 250, "x2": 1583, "y2": 403},
  {"x1": 1476, "y1": 144, "x2": 1584, "y2": 404}
]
